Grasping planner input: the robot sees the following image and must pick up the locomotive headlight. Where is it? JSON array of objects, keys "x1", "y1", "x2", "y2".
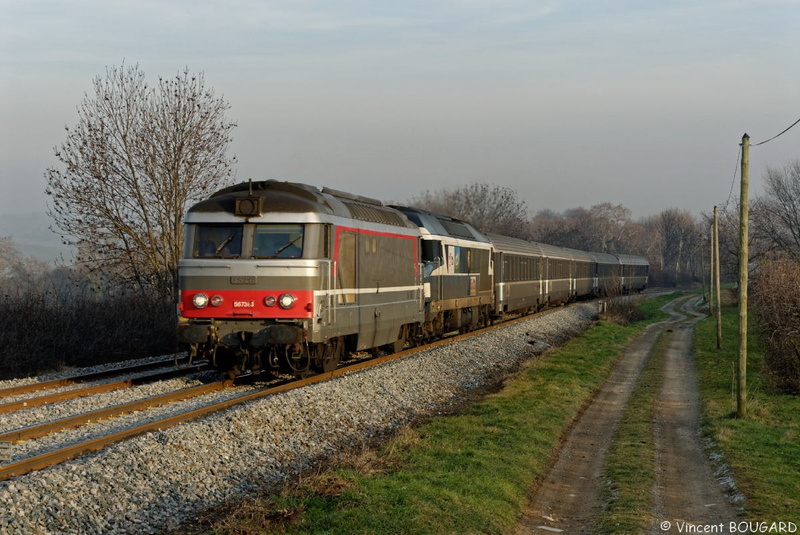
[
  {"x1": 192, "y1": 293, "x2": 209, "y2": 309},
  {"x1": 278, "y1": 293, "x2": 296, "y2": 309},
  {"x1": 264, "y1": 295, "x2": 277, "y2": 307},
  {"x1": 210, "y1": 295, "x2": 223, "y2": 307}
]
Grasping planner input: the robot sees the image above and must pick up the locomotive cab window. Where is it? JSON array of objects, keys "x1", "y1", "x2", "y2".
[
  {"x1": 193, "y1": 224, "x2": 243, "y2": 258},
  {"x1": 421, "y1": 240, "x2": 442, "y2": 263},
  {"x1": 253, "y1": 224, "x2": 304, "y2": 258}
]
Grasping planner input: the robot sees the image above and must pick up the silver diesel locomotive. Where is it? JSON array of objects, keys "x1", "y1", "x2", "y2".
[{"x1": 177, "y1": 180, "x2": 424, "y2": 376}]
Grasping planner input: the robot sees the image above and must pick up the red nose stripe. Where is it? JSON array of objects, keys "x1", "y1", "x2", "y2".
[{"x1": 180, "y1": 290, "x2": 315, "y2": 319}]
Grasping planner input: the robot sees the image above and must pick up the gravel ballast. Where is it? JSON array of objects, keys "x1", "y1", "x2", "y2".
[{"x1": 0, "y1": 304, "x2": 598, "y2": 534}]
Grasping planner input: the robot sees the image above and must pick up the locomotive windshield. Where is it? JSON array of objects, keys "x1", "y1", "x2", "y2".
[
  {"x1": 193, "y1": 224, "x2": 243, "y2": 258},
  {"x1": 188, "y1": 223, "x2": 307, "y2": 259},
  {"x1": 253, "y1": 224, "x2": 304, "y2": 258}
]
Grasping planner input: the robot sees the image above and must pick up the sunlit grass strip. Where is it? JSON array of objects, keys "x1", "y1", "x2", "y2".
[
  {"x1": 693, "y1": 306, "x2": 800, "y2": 521},
  {"x1": 593, "y1": 331, "x2": 666, "y2": 534}
]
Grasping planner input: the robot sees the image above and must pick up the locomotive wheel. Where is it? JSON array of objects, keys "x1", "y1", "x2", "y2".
[{"x1": 313, "y1": 339, "x2": 342, "y2": 373}]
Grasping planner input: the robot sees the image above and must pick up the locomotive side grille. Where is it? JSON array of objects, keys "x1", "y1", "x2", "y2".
[{"x1": 341, "y1": 200, "x2": 408, "y2": 227}]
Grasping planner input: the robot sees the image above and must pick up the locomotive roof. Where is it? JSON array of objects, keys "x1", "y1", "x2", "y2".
[
  {"x1": 390, "y1": 206, "x2": 491, "y2": 244},
  {"x1": 186, "y1": 180, "x2": 417, "y2": 230}
]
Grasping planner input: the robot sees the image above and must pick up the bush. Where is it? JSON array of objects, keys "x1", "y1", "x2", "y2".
[
  {"x1": 0, "y1": 279, "x2": 175, "y2": 380},
  {"x1": 750, "y1": 254, "x2": 800, "y2": 393},
  {"x1": 598, "y1": 295, "x2": 646, "y2": 325}
]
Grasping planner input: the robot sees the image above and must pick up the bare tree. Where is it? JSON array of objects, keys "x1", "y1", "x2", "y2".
[
  {"x1": 530, "y1": 207, "x2": 590, "y2": 250},
  {"x1": 586, "y1": 203, "x2": 639, "y2": 253},
  {"x1": 409, "y1": 183, "x2": 529, "y2": 238},
  {"x1": 654, "y1": 208, "x2": 703, "y2": 285},
  {"x1": 751, "y1": 160, "x2": 800, "y2": 262},
  {"x1": 530, "y1": 203, "x2": 647, "y2": 255},
  {"x1": 0, "y1": 237, "x2": 24, "y2": 280},
  {"x1": 45, "y1": 63, "x2": 237, "y2": 300}
]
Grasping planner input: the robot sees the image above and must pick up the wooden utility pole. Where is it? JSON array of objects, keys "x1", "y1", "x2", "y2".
[
  {"x1": 738, "y1": 134, "x2": 750, "y2": 418},
  {"x1": 714, "y1": 206, "x2": 722, "y2": 349},
  {"x1": 709, "y1": 216, "x2": 715, "y2": 314}
]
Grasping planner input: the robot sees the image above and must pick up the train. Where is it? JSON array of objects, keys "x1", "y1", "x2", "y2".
[{"x1": 176, "y1": 180, "x2": 649, "y2": 377}]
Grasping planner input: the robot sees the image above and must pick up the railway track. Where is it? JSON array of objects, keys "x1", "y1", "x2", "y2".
[
  {"x1": 0, "y1": 363, "x2": 209, "y2": 415},
  {"x1": 0, "y1": 304, "x2": 580, "y2": 482},
  {"x1": 0, "y1": 357, "x2": 200, "y2": 399}
]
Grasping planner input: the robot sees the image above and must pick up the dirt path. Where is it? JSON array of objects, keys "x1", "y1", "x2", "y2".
[{"x1": 513, "y1": 297, "x2": 739, "y2": 534}]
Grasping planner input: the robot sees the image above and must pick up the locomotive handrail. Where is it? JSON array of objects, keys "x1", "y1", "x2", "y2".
[
  {"x1": 325, "y1": 260, "x2": 336, "y2": 325},
  {"x1": 417, "y1": 262, "x2": 424, "y2": 313}
]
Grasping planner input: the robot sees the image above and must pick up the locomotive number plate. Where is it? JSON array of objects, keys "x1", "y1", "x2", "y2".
[
  {"x1": 230, "y1": 276, "x2": 257, "y2": 285},
  {"x1": 234, "y1": 301, "x2": 255, "y2": 308}
]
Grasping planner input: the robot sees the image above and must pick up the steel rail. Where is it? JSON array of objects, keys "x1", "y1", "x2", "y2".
[
  {"x1": 0, "y1": 358, "x2": 199, "y2": 399},
  {"x1": 0, "y1": 381, "x2": 229, "y2": 444},
  {"x1": 0, "y1": 364, "x2": 208, "y2": 415}
]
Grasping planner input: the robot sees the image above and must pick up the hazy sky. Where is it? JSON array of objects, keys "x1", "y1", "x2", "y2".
[{"x1": 2, "y1": 0, "x2": 799, "y2": 223}]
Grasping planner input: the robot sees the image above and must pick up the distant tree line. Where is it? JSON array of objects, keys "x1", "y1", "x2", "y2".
[{"x1": 409, "y1": 162, "x2": 800, "y2": 291}]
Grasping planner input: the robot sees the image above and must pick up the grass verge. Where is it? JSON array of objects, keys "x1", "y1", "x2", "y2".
[
  {"x1": 182, "y1": 294, "x2": 678, "y2": 535},
  {"x1": 693, "y1": 304, "x2": 800, "y2": 521},
  {"x1": 593, "y1": 330, "x2": 667, "y2": 533}
]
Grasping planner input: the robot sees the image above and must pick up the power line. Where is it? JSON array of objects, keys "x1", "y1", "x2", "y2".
[
  {"x1": 751, "y1": 116, "x2": 800, "y2": 146},
  {"x1": 725, "y1": 148, "x2": 741, "y2": 208},
  {"x1": 722, "y1": 116, "x2": 800, "y2": 207}
]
